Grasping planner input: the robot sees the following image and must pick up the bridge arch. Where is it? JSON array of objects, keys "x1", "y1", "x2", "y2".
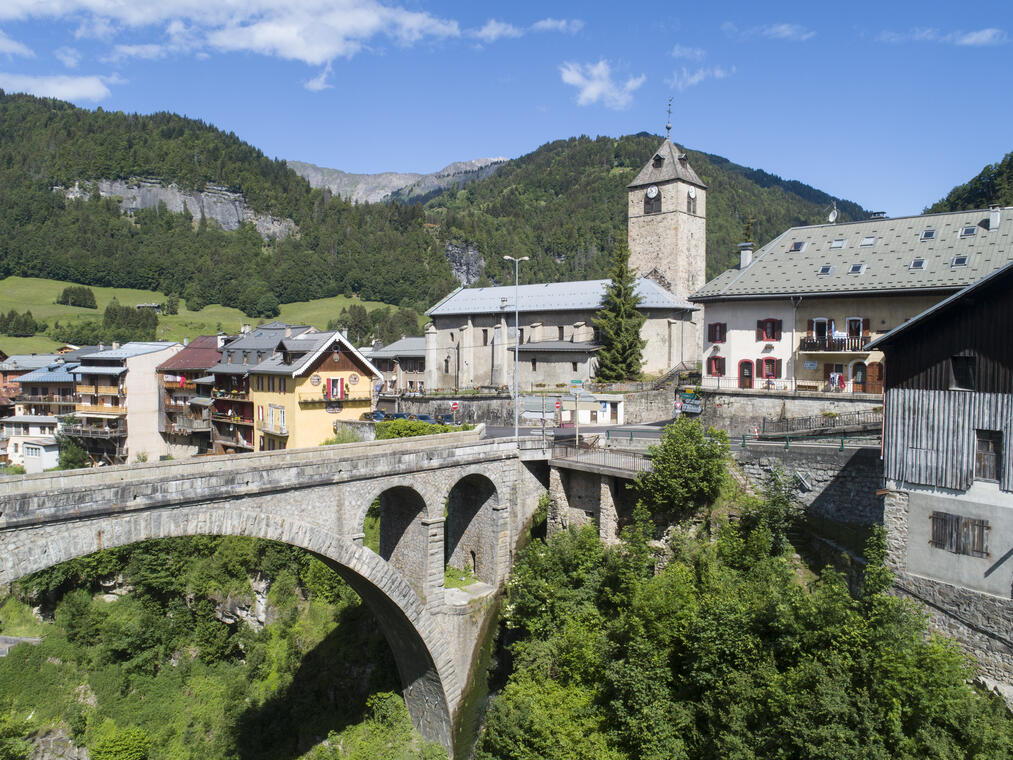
[
  {"x1": 442, "y1": 472, "x2": 501, "y2": 585},
  {"x1": 0, "y1": 504, "x2": 457, "y2": 749}
]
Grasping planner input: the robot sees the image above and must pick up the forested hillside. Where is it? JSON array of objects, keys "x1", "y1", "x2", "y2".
[
  {"x1": 0, "y1": 92, "x2": 866, "y2": 320},
  {"x1": 927, "y1": 150, "x2": 1013, "y2": 213}
]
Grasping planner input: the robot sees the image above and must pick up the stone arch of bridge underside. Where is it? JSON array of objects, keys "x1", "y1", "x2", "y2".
[
  {"x1": 376, "y1": 486, "x2": 429, "y2": 599},
  {"x1": 0, "y1": 506, "x2": 458, "y2": 750},
  {"x1": 443, "y1": 473, "x2": 501, "y2": 585}
]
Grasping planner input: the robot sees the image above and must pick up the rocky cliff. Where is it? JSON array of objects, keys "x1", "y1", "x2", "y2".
[
  {"x1": 61, "y1": 179, "x2": 297, "y2": 240},
  {"x1": 445, "y1": 242, "x2": 485, "y2": 286}
]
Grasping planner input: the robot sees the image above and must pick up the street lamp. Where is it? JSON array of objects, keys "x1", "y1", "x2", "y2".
[{"x1": 503, "y1": 255, "x2": 529, "y2": 444}]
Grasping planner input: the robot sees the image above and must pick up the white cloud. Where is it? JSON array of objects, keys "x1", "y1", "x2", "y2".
[
  {"x1": 55, "y1": 45, "x2": 80, "y2": 67},
  {"x1": 670, "y1": 44, "x2": 705, "y2": 61},
  {"x1": 473, "y1": 19, "x2": 523, "y2": 43},
  {"x1": 74, "y1": 16, "x2": 117, "y2": 41},
  {"x1": 0, "y1": 29, "x2": 33, "y2": 57},
  {"x1": 723, "y1": 21, "x2": 815, "y2": 42},
  {"x1": 304, "y1": 61, "x2": 332, "y2": 91},
  {"x1": 877, "y1": 26, "x2": 1007, "y2": 46},
  {"x1": 531, "y1": 18, "x2": 583, "y2": 34},
  {"x1": 106, "y1": 42, "x2": 168, "y2": 61},
  {"x1": 0, "y1": 72, "x2": 113, "y2": 100},
  {"x1": 559, "y1": 59, "x2": 644, "y2": 110},
  {"x1": 666, "y1": 65, "x2": 734, "y2": 92}
]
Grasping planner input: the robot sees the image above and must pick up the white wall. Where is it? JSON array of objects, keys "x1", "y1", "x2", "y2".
[{"x1": 700, "y1": 301, "x2": 794, "y2": 390}]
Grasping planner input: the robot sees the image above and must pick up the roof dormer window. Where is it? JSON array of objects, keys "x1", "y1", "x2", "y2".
[
  {"x1": 817, "y1": 265, "x2": 832, "y2": 276},
  {"x1": 860, "y1": 236, "x2": 876, "y2": 246},
  {"x1": 951, "y1": 255, "x2": 969, "y2": 268},
  {"x1": 921, "y1": 229, "x2": 936, "y2": 241},
  {"x1": 789, "y1": 241, "x2": 805, "y2": 252},
  {"x1": 830, "y1": 239, "x2": 846, "y2": 249},
  {"x1": 960, "y1": 225, "x2": 977, "y2": 237},
  {"x1": 848, "y1": 263, "x2": 865, "y2": 275},
  {"x1": 910, "y1": 258, "x2": 926, "y2": 270},
  {"x1": 652, "y1": 154, "x2": 664, "y2": 168}
]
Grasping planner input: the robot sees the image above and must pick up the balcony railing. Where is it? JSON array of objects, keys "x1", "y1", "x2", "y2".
[
  {"x1": 76, "y1": 384, "x2": 124, "y2": 396},
  {"x1": 169, "y1": 416, "x2": 211, "y2": 434},
  {"x1": 215, "y1": 434, "x2": 253, "y2": 450},
  {"x1": 261, "y1": 423, "x2": 289, "y2": 436},
  {"x1": 212, "y1": 388, "x2": 250, "y2": 400},
  {"x1": 297, "y1": 391, "x2": 372, "y2": 403},
  {"x1": 62, "y1": 424, "x2": 126, "y2": 438},
  {"x1": 798, "y1": 335, "x2": 871, "y2": 352},
  {"x1": 550, "y1": 444, "x2": 652, "y2": 475},
  {"x1": 211, "y1": 413, "x2": 254, "y2": 426},
  {"x1": 17, "y1": 394, "x2": 76, "y2": 403},
  {"x1": 77, "y1": 404, "x2": 126, "y2": 415},
  {"x1": 162, "y1": 378, "x2": 197, "y2": 390}
]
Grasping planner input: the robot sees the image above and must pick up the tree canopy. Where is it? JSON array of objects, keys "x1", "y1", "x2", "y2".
[{"x1": 592, "y1": 244, "x2": 646, "y2": 382}]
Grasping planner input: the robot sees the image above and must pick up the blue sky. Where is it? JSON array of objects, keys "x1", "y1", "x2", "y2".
[{"x1": 0, "y1": 1, "x2": 1010, "y2": 216}]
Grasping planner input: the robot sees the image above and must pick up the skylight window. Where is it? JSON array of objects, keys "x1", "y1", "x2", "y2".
[
  {"x1": 848, "y1": 263, "x2": 865, "y2": 275},
  {"x1": 817, "y1": 265, "x2": 832, "y2": 276},
  {"x1": 921, "y1": 229, "x2": 936, "y2": 241},
  {"x1": 789, "y1": 241, "x2": 806, "y2": 252},
  {"x1": 910, "y1": 258, "x2": 926, "y2": 270},
  {"x1": 960, "y1": 225, "x2": 977, "y2": 237},
  {"x1": 860, "y1": 236, "x2": 877, "y2": 246},
  {"x1": 830, "y1": 239, "x2": 846, "y2": 249},
  {"x1": 952, "y1": 255, "x2": 969, "y2": 268}
]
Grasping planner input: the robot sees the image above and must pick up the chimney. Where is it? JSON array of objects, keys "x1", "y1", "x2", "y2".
[
  {"x1": 112, "y1": 342, "x2": 120, "y2": 350},
  {"x1": 739, "y1": 242, "x2": 755, "y2": 269},
  {"x1": 241, "y1": 324, "x2": 251, "y2": 334},
  {"x1": 869, "y1": 211, "x2": 887, "y2": 219},
  {"x1": 183, "y1": 337, "x2": 189, "y2": 347},
  {"x1": 990, "y1": 205, "x2": 1001, "y2": 230},
  {"x1": 217, "y1": 334, "x2": 226, "y2": 349}
]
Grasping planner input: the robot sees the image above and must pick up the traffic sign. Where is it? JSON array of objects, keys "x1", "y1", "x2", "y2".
[
  {"x1": 554, "y1": 400, "x2": 561, "y2": 410},
  {"x1": 570, "y1": 378, "x2": 583, "y2": 389},
  {"x1": 451, "y1": 401, "x2": 459, "y2": 411}
]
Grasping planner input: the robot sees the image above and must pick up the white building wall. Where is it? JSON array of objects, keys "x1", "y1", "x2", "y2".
[
  {"x1": 125, "y1": 345, "x2": 182, "y2": 461},
  {"x1": 699, "y1": 301, "x2": 795, "y2": 390}
]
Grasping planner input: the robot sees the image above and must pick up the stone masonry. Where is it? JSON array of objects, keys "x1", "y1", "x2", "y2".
[{"x1": 0, "y1": 428, "x2": 548, "y2": 754}]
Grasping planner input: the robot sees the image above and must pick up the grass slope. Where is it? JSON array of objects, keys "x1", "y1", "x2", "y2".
[{"x1": 0, "y1": 277, "x2": 398, "y2": 354}]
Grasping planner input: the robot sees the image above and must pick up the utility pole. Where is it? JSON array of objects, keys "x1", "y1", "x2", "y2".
[{"x1": 503, "y1": 255, "x2": 529, "y2": 445}]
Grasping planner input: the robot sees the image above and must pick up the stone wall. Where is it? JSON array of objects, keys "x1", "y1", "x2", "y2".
[
  {"x1": 699, "y1": 388, "x2": 882, "y2": 437},
  {"x1": 733, "y1": 443, "x2": 883, "y2": 525}
]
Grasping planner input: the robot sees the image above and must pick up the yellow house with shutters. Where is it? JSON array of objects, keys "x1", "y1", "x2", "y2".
[{"x1": 248, "y1": 331, "x2": 381, "y2": 451}]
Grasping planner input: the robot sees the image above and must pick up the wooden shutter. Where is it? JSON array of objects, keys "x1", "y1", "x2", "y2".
[
  {"x1": 717, "y1": 357, "x2": 725, "y2": 376},
  {"x1": 807, "y1": 319, "x2": 814, "y2": 338},
  {"x1": 775, "y1": 359, "x2": 783, "y2": 378},
  {"x1": 862, "y1": 318, "x2": 870, "y2": 337},
  {"x1": 866, "y1": 362, "x2": 883, "y2": 393},
  {"x1": 756, "y1": 321, "x2": 764, "y2": 341},
  {"x1": 823, "y1": 363, "x2": 832, "y2": 381},
  {"x1": 775, "y1": 320, "x2": 783, "y2": 340}
]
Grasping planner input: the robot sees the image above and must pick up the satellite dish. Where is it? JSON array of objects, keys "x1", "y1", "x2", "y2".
[{"x1": 827, "y1": 202, "x2": 838, "y2": 224}]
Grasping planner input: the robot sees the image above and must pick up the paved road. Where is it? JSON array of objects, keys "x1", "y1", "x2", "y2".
[{"x1": 484, "y1": 422, "x2": 671, "y2": 441}]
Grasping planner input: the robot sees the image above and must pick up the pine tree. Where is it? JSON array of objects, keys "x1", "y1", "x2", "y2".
[{"x1": 592, "y1": 244, "x2": 646, "y2": 381}]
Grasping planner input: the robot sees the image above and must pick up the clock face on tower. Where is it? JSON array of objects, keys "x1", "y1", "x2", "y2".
[{"x1": 646, "y1": 185, "x2": 659, "y2": 199}]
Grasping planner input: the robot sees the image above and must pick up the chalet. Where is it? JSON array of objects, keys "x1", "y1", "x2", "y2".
[
  {"x1": 692, "y1": 206, "x2": 1013, "y2": 394},
  {"x1": 156, "y1": 335, "x2": 231, "y2": 457},
  {"x1": 869, "y1": 261, "x2": 1013, "y2": 678}
]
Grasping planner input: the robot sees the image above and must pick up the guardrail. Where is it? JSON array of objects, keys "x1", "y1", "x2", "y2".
[
  {"x1": 761, "y1": 409, "x2": 882, "y2": 435},
  {"x1": 550, "y1": 444, "x2": 652, "y2": 474},
  {"x1": 62, "y1": 425, "x2": 126, "y2": 438}
]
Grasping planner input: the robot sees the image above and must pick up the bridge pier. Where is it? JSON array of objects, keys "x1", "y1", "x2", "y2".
[{"x1": 548, "y1": 466, "x2": 623, "y2": 542}]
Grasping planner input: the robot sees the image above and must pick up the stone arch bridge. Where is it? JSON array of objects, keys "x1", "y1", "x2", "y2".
[{"x1": 0, "y1": 427, "x2": 550, "y2": 751}]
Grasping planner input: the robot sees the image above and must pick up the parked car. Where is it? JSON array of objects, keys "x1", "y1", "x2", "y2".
[
  {"x1": 388, "y1": 412, "x2": 411, "y2": 420},
  {"x1": 360, "y1": 410, "x2": 386, "y2": 421},
  {"x1": 415, "y1": 414, "x2": 436, "y2": 424},
  {"x1": 437, "y1": 413, "x2": 456, "y2": 425}
]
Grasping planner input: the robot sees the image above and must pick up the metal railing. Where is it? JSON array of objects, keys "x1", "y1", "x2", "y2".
[
  {"x1": 62, "y1": 424, "x2": 127, "y2": 438},
  {"x1": 297, "y1": 391, "x2": 372, "y2": 403},
  {"x1": 211, "y1": 413, "x2": 254, "y2": 426},
  {"x1": 551, "y1": 444, "x2": 652, "y2": 474},
  {"x1": 761, "y1": 408, "x2": 883, "y2": 436},
  {"x1": 17, "y1": 394, "x2": 76, "y2": 403},
  {"x1": 798, "y1": 335, "x2": 870, "y2": 352}
]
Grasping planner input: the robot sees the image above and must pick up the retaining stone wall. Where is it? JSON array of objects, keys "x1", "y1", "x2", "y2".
[{"x1": 700, "y1": 389, "x2": 881, "y2": 437}]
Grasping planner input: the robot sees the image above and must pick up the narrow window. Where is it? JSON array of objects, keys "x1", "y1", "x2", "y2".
[
  {"x1": 975, "y1": 431, "x2": 1002, "y2": 482},
  {"x1": 686, "y1": 192, "x2": 697, "y2": 215},
  {"x1": 531, "y1": 358, "x2": 537, "y2": 372},
  {"x1": 519, "y1": 328, "x2": 525, "y2": 343},
  {"x1": 930, "y1": 511, "x2": 990, "y2": 557},
  {"x1": 558, "y1": 326, "x2": 565, "y2": 340},
  {"x1": 950, "y1": 355, "x2": 976, "y2": 390},
  {"x1": 449, "y1": 332, "x2": 455, "y2": 343},
  {"x1": 644, "y1": 191, "x2": 662, "y2": 215},
  {"x1": 571, "y1": 361, "x2": 578, "y2": 373}
]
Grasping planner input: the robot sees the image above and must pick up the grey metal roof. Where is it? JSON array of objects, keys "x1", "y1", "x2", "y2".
[
  {"x1": 692, "y1": 206, "x2": 1013, "y2": 301},
  {"x1": 0, "y1": 355, "x2": 61, "y2": 372},
  {"x1": 85, "y1": 342, "x2": 180, "y2": 360},
  {"x1": 867, "y1": 259, "x2": 1013, "y2": 351},
  {"x1": 366, "y1": 337, "x2": 426, "y2": 359},
  {"x1": 627, "y1": 139, "x2": 706, "y2": 189},
  {"x1": 517, "y1": 341, "x2": 601, "y2": 353},
  {"x1": 15, "y1": 363, "x2": 80, "y2": 384},
  {"x1": 1, "y1": 415, "x2": 59, "y2": 425},
  {"x1": 427, "y1": 277, "x2": 697, "y2": 317},
  {"x1": 72, "y1": 365, "x2": 127, "y2": 376}
]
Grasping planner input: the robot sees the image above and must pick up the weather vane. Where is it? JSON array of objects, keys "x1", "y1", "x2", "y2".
[{"x1": 666, "y1": 97, "x2": 673, "y2": 140}]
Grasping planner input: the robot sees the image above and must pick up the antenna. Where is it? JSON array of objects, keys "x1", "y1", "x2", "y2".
[
  {"x1": 666, "y1": 96, "x2": 672, "y2": 140},
  {"x1": 827, "y1": 201, "x2": 838, "y2": 224}
]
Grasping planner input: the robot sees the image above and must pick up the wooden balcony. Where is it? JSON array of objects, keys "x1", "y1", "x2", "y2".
[
  {"x1": 77, "y1": 404, "x2": 126, "y2": 415},
  {"x1": 17, "y1": 394, "x2": 76, "y2": 403},
  {"x1": 76, "y1": 384, "x2": 124, "y2": 396},
  {"x1": 798, "y1": 336, "x2": 871, "y2": 353},
  {"x1": 211, "y1": 413, "x2": 254, "y2": 426},
  {"x1": 162, "y1": 378, "x2": 197, "y2": 390},
  {"x1": 212, "y1": 388, "x2": 250, "y2": 401},
  {"x1": 297, "y1": 390, "x2": 372, "y2": 404}
]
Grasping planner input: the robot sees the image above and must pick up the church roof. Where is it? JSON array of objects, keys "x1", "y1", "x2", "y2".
[
  {"x1": 691, "y1": 206, "x2": 1013, "y2": 301},
  {"x1": 627, "y1": 139, "x2": 706, "y2": 190},
  {"x1": 427, "y1": 277, "x2": 697, "y2": 316}
]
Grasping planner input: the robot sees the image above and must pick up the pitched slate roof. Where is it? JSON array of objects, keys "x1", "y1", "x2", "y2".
[
  {"x1": 365, "y1": 337, "x2": 426, "y2": 359},
  {"x1": 241, "y1": 330, "x2": 382, "y2": 379},
  {"x1": 0, "y1": 355, "x2": 61, "y2": 372},
  {"x1": 427, "y1": 277, "x2": 697, "y2": 317},
  {"x1": 157, "y1": 335, "x2": 222, "y2": 372},
  {"x1": 692, "y1": 206, "x2": 1013, "y2": 301},
  {"x1": 627, "y1": 139, "x2": 706, "y2": 189},
  {"x1": 84, "y1": 342, "x2": 180, "y2": 360}
]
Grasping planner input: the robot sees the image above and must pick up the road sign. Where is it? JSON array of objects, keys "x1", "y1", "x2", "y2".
[
  {"x1": 570, "y1": 378, "x2": 582, "y2": 389},
  {"x1": 554, "y1": 400, "x2": 561, "y2": 410},
  {"x1": 675, "y1": 400, "x2": 683, "y2": 410},
  {"x1": 451, "y1": 401, "x2": 459, "y2": 411}
]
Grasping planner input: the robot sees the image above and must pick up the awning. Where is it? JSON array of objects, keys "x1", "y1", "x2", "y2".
[
  {"x1": 193, "y1": 375, "x2": 216, "y2": 384},
  {"x1": 73, "y1": 366, "x2": 127, "y2": 376},
  {"x1": 76, "y1": 412, "x2": 124, "y2": 419},
  {"x1": 188, "y1": 397, "x2": 213, "y2": 406}
]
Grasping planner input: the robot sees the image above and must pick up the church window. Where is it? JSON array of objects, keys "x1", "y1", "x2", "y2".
[
  {"x1": 531, "y1": 358, "x2": 537, "y2": 372},
  {"x1": 482, "y1": 329, "x2": 488, "y2": 346},
  {"x1": 644, "y1": 192, "x2": 661, "y2": 215},
  {"x1": 687, "y1": 192, "x2": 697, "y2": 215}
]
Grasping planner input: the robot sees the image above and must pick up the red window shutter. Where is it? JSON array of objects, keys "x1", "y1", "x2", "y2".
[
  {"x1": 862, "y1": 318, "x2": 870, "y2": 336},
  {"x1": 775, "y1": 320, "x2": 783, "y2": 340},
  {"x1": 756, "y1": 321, "x2": 764, "y2": 341},
  {"x1": 718, "y1": 357, "x2": 725, "y2": 375},
  {"x1": 775, "y1": 359, "x2": 783, "y2": 378},
  {"x1": 807, "y1": 319, "x2": 814, "y2": 338}
]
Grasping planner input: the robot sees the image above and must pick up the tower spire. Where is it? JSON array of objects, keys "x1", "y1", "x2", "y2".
[{"x1": 666, "y1": 96, "x2": 672, "y2": 140}]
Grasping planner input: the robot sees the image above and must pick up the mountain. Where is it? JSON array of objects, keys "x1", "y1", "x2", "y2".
[
  {"x1": 289, "y1": 157, "x2": 506, "y2": 204},
  {"x1": 927, "y1": 151, "x2": 1013, "y2": 213}
]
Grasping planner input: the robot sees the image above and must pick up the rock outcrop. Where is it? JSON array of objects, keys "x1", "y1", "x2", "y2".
[
  {"x1": 445, "y1": 242, "x2": 485, "y2": 286},
  {"x1": 60, "y1": 179, "x2": 296, "y2": 240}
]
